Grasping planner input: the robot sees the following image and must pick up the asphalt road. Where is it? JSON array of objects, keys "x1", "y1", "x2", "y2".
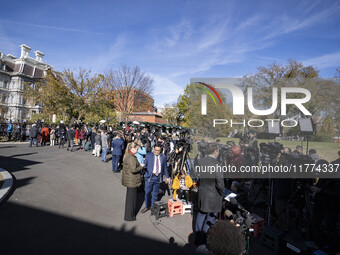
[
  {"x1": 0, "y1": 143, "x2": 194, "y2": 255},
  {"x1": 0, "y1": 143, "x2": 273, "y2": 255}
]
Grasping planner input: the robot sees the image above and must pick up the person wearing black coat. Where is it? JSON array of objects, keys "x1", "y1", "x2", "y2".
[{"x1": 194, "y1": 143, "x2": 225, "y2": 245}]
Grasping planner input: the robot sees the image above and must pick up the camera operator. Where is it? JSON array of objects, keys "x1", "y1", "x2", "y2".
[
  {"x1": 308, "y1": 148, "x2": 320, "y2": 163},
  {"x1": 195, "y1": 143, "x2": 225, "y2": 245},
  {"x1": 196, "y1": 220, "x2": 245, "y2": 255},
  {"x1": 292, "y1": 145, "x2": 303, "y2": 156},
  {"x1": 226, "y1": 141, "x2": 235, "y2": 147},
  {"x1": 196, "y1": 139, "x2": 209, "y2": 159},
  {"x1": 273, "y1": 147, "x2": 294, "y2": 232},
  {"x1": 244, "y1": 130, "x2": 259, "y2": 166},
  {"x1": 230, "y1": 146, "x2": 245, "y2": 172}
]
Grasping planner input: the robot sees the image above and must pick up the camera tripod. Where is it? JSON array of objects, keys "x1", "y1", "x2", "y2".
[{"x1": 277, "y1": 182, "x2": 318, "y2": 241}]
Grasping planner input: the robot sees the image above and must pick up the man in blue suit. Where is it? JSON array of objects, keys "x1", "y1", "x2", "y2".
[
  {"x1": 111, "y1": 133, "x2": 125, "y2": 173},
  {"x1": 141, "y1": 143, "x2": 170, "y2": 213}
]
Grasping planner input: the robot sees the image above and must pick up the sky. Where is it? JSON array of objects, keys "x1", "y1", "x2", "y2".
[{"x1": 1, "y1": 0, "x2": 339, "y2": 107}]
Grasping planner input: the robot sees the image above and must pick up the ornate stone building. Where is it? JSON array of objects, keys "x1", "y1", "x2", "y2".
[{"x1": 0, "y1": 44, "x2": 58, "y2": 122}]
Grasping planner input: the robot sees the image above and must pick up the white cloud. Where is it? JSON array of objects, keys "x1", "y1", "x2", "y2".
[
  {"x1": 90, "y1": 35, "x2": 127, "y2": 72},
  {"x1": 0, "y1": 19, "x2": 102, "y2": 34},
  {"x1": 236, "y1": 15, "x2": 261, "y2": 31},
  {"x1": 141, "y1": 4, "x2": 340, "y2": 106},
  {"x1": 303, "y1": 52, "x2": 340, "y2": 69},
  {"x1": 150, "y1": 74, "x2": 184, "y2": 107}
]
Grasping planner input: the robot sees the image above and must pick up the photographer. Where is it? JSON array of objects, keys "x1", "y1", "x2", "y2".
[
  {"x1": 292, "y1": 145, "x2": 303, "y2": 156},
  {"x1": 308, "y1": 148, "x2": 320, "y2": 163},
  {"x1": 244, "y1": 130, "x2": 259, "y2": 166},
  {"x1": 195, "y1": 143, "x2": 225, "y2": 245},
  {"x1": 172, "y1": 170, "x2": 193, "y2": 204},
  {"x1": 230, "y1": 146, "x2": 245, "y2": 172}
]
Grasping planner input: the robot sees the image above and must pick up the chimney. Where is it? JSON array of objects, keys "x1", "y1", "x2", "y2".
[
  {"x1": 34, "y1": 50, "x2": 44, "y2": 62},
  {"x1": 20, "y1": 44, "x2": 31, "y2": 59}
]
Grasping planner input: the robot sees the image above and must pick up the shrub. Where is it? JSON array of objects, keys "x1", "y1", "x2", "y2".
[{"x1": 309, "y1": 134, "x2": 333, "y2": 142}]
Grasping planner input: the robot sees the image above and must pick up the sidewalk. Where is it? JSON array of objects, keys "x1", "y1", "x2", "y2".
[
  {"x1": 0, "y1": 168, "x2": 14, "y2": 204},
  {"x1": 0, "y1": 141, "x2": 29, "y2": 144}
]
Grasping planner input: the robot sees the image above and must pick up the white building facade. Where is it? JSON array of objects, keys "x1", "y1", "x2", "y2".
[{"x1": 0, "y1": 44, "x2": 58, "y2": 122}]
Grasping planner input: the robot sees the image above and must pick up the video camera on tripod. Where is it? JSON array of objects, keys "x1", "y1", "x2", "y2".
[
  {"x1": 225, "y1": 197, "x2": 254, "y2": 235},
  {"x1": 259, "y1": 142, "x2": 283, "y2": 164},
  {"x1": 218, "y1": 144, "x2": 233, "y2": 165},
  {"x1": 168, "y1": 138, "x2": 192, "y2": 178}
]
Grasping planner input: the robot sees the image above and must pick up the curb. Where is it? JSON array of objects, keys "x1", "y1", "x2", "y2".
[
  {"x1": 0, "y1": 168, "x2": 14, "y2": 205},
  {"x1": 0, "y1": 142, "x2": 29, "y2": 144}
]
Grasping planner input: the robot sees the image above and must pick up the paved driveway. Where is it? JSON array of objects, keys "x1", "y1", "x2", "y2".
[{"x1": 0, "y1": 144, "x2": 194, "y2": 255}]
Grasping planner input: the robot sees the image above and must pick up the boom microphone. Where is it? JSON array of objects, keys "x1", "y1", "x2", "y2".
[{"x1": 230, "y1": 198, "x2": 249, "y2": 214}]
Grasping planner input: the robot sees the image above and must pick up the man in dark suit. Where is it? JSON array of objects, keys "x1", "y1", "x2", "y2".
[
  {"x1": 141, "y1": 143, "x2": 170, "y2": 213},
  {"x1": 195, "y1": 143, "x2": 225, "y2": 245},
  {"x1": 111, "y1": 133, "x2": 125, "y2": 173}
]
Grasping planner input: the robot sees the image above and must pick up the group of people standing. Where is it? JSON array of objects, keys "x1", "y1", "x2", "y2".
[
  {"x1": 25, "y1": 122, "x2": 181, "y2": 223},
  {"x1": 3, "y1": 121, "x2": 27, "y2": 142},
  {"x1": 27, "y1": 123, "x2": 91, "y2": 150}
]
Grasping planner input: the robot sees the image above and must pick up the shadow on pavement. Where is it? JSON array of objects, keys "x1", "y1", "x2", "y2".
[
  {"x1": 0, "y1": 146, "x2": 16, "y2": 149},
  {"x1": 15, "y1": 177, "x2": 37, "y2": 189},
  {"x1": 9, "y1": 152, "x2": 38, "y2": 158},
  {"x1": 0, "y1": 201, "x2": 194, "y2": 255},
  {"x1": 0, "y1": 155, "x2": 42, "y2": 173}
]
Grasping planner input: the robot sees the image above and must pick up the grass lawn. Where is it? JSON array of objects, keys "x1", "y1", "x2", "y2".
[{"x1": 189, "y1": 137, "x2": 340, "y2": 162}]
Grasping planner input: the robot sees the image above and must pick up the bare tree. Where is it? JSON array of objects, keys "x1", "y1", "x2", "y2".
[{"x1": 104, "y1": 65, "x2": 154, "y2": 122}]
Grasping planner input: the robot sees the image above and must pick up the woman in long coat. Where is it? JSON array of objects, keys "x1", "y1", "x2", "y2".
[
  {"x1": 121, "y1": 142, "x2": 144, "y2": 221},
  {"x1": 41, "y1": 125, "x2": 49, "y2": 146}
]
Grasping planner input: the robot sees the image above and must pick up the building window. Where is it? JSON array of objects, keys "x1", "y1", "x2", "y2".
[
  {"x1": 4, "y1": 81, "x2": 8, "y2": 89},
  {"x1": 1, "y1": 95, "x2": 7, "y2": 104}
]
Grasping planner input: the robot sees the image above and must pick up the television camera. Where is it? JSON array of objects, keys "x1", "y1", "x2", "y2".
[{"x1": 259, "y1": 142, "x2": 283, "y2": 164}]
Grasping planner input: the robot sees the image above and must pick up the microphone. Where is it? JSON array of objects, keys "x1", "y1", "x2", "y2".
[
  {"x1": 230, "y1": 198, "x2": 249, "y2": 214},
  {"x1": 225, "y1": 210, "x2": 233, "y2": 220}
]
